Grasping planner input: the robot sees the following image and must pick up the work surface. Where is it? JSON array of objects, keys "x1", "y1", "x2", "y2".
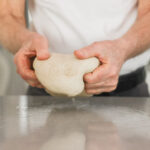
[{"x1": 0, "y1": 96, "x2": 150, "y2": 150}]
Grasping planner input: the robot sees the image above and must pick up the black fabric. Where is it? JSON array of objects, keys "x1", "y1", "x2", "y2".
[
  {"x1": 27, "y1": 67, "x2": 149, "y2": 97},
  {"x1": 116, "y1": 67, "x2": 146, "y2": 93},
  {"x1": 95, "y1": 82, "x2": 149, "y2": 97},
  {"x1": 27, "y1": 86, "x2": 50, "y2": 96},
  {"x1": 95, "y1": 67, "x2": 149, "y2": 97}
]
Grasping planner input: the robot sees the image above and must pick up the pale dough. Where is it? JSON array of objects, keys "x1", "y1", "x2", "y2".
[{"x1": 33, "y1": 53, "x2": 99, "y2": 97}]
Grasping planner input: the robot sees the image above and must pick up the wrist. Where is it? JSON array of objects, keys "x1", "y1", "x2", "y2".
[
  {"x1": 20, "y1": 30, "x2": 36, "y2": 45},
  {"x1": 115, "y1": 36, "x2": 138, "y2": 62},
  {"x1": 12, "y1": 29, "x2": 35, "y2": 54},
  {"x1": 15, "y1": 30, "x2": 42, "y2": 54}
]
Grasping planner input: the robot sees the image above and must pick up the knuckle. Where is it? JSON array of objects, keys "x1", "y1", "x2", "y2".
[
  {"x1": 86, "y1": 90, "x2": 93, "y2": 94},
  {"x1": 21, "y1": 73, "x2": 29, "y2": 80},
  {"x1": 85, "y1": 90, "x2": 90, "y2": 94},
  {"x1": 14, "y1": 52, "x2": 23, "y2": 62},
  {"x1": 111, "y1": 80, "x2": 118, "y2": 87},
  {"x1": 107, "y1": 86, "x2": 117, "y2": 92},
  {"x1": 30, "y1": 83, "x2": 37, "y2": 87},
  {"x1": 96, "y1": 72, "x2": 101, "y2": 80},
  {"x1": 27, "y1": 80, "x2": 37, "y2": 87},
  {"x1": 86, "y1": 78, "x2": 93, "y2": 84},
  {"x1": 105, "y1": 89, "x2": 112, "y2": 92},
  {"x1": 95, "y1": 89, "x2": 101, "y2": 95},
  {"x1": 109, "y1": 69, "x2": 118, "y2": 78},
  {"x1": 86, "y1": 89, "x2": 101, "y2": 95},
  {"x1": 95, "y1": 91, "x2": 101, "y2": 95},
  {"x1": 14, "y1": 53, "x2": 20, "y2": 64},
  {"x1": 93, "y1": 41, "x2": 99, "y2": 46},
  {"x1": 15, "y1": 67, "x2": 22, "y2": 75},
  {"x1": 84, "y1": 75, "x2": 91, "y2": 83},
  {"x1": 112, "y1": 85, "x2": 117, "y2": 91},
  {"x1": 111, "y1": 72, "x2": 117, "y2": 77},
  {"x1": 84, "y1": 83, "x2": 89, "y2": 89}
]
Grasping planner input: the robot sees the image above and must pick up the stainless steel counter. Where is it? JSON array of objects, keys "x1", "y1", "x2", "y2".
[{"x1": 0, "y1": 96, "x2": 150, "y2": 150}]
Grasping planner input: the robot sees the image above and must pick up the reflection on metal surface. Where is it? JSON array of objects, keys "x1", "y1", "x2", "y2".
[
  {"x1": 85, "y1": 122, "x2": 121, "y2": 150},
  {"x1": 42, "y1": 108, "x2": 121, "y2": 150},
  {"x1": 0, "y1": 50, "x2": 10, "y2": 95},
  {"x1": 0, "y1": 96, "x2": 150, "y2": 150},
  {"x1": 19, "y1": 96, "x2": 28, "y2": 135},
  {"x1": 0, "y1": 48, "x2": 28, "y2": 95}
]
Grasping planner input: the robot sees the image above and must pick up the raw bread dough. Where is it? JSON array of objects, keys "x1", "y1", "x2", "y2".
[{"x1": 33, "y1": 53, "x2": 99, "y2": 97}]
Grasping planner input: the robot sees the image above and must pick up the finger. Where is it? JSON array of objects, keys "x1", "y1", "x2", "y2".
[
  {"x1": 27, "y1": 79, "x2": 42, "y2": 85},
  {"x1": 74, "y1": 45, "x2": 99, "y2": 60},
  {"x1": 86, "y1": 88, "x2": 103, "y2": 95},
  {"x1": 27, "y1": 80, "x2": 43, "y2": 88},
  {"x1": 85, "y1": 82, "x2": 105, "y2": 89},
  {"x1": 85, "y1": 78, "x2": 118, "y2": 89},
  {"x1": 16, "y1": 53, "x2": 37, "y2": 81},
  {"x1": 84, "y1": 64, "x2": 109, "y2": 84},
  {"x1": 36, "y1": 48, "x2": 50, "y2": 60},
  {"x1": 86, "y1": 87, "x2": 116, "y2": 95},
  {"x1": 32, "y1": 38, "x2": 50, "y2": 60},
  {"x1": 33, "y1": 83, "x2": 44, "y2": 89},
  {"x1": 36, "y1": 84, "x2": 44, "y2": 88},
  {"x1": 26, "y1": 80, "x2": 39, "y2": 87},
  {"x1": 24, "y1": 50, "x2": 36, "y2": 57},
  {"x1": 85, "y1": 85, "x2": 116, "y2": 91}
]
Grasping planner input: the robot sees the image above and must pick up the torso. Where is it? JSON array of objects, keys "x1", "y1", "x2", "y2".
[{"x1": 29, "y1": 0, "x2": 150, "y2": 75}]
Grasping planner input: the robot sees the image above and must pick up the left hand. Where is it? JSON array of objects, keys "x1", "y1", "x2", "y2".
[{"x1": 74, "y1": 40, "x2": 127, "y2": 95}]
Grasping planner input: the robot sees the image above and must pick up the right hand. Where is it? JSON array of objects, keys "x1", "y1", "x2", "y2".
[{"x1": 14, "y1": 33, "x2": 50, "y2": 88}]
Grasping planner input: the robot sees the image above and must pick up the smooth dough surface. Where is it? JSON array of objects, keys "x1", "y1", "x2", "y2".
[{"x1": 33, "y1": 53, "x2": 99, "y2": 97}]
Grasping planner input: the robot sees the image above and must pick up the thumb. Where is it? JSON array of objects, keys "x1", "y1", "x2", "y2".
[
  {"x1": 36, "y1": 49, "x2": 50, "y2": 60},
  {"x1": 74, "y1": 46, "x2": 98, "y2": 59},
  {"x1": 33, "y1": 38, "x2": 50, "y2": 60}
]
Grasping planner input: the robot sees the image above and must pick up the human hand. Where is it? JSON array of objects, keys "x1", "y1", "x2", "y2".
[
  {"x1": 74, "y1": 40, "x2": 126, "y2": 95},
  {"x1": 14, "y1": 33, "x2": 50, "y2": 88}
]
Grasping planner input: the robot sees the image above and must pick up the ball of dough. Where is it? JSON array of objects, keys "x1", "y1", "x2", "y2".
[{"x1": 33, "y1": 53, "x2": 99, "y2": 97}]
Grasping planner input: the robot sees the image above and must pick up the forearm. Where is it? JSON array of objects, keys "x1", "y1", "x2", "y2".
[
  {"x1": 118, "y1": 6, "x2": 150, "y2": 61},
  {"x1": 0, "y1": 15, "x2": 34, "y2": 54}
]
